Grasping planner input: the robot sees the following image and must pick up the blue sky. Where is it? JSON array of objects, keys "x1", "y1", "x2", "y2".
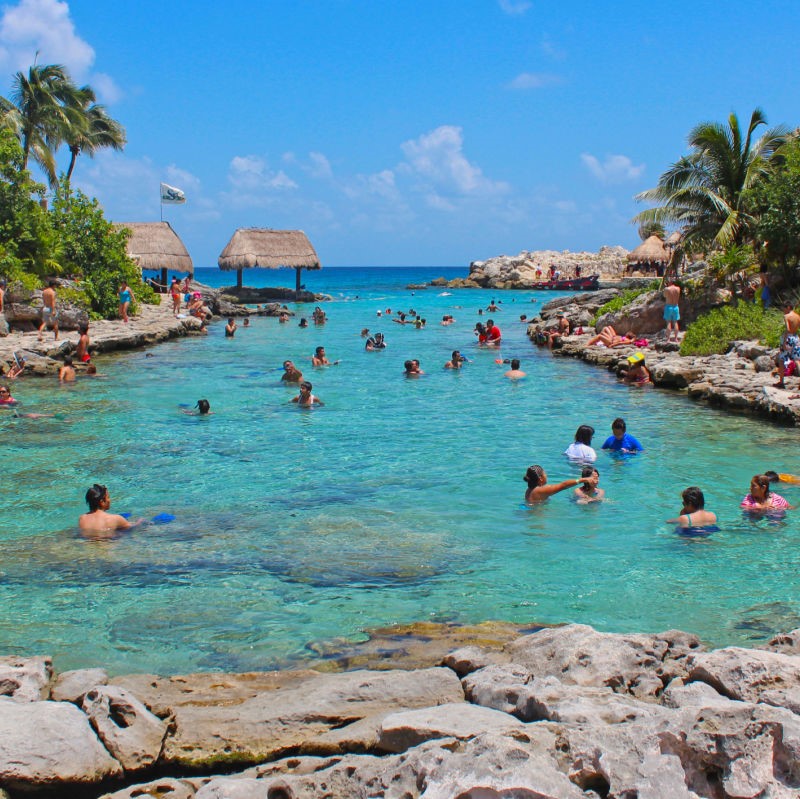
[{"x1": 0, "y1": 0, "x2": 798, "y2": 267}]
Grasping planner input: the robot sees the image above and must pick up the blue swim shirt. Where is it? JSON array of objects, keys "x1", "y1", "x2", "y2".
[{"x1": 601, "y1": 433, "x2": 643, "y2": 451}]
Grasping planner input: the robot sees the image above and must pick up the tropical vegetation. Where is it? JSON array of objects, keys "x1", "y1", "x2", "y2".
[
  {"x1": 679, "y1": 302, "x2": 783, "y2": 356},
  {"x1": 0, "y1": 62, "x2": 153, "y2": 318}
]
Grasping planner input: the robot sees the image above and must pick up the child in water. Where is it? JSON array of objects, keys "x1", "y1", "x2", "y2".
[
  {"x1": 79, "y1": 483, "x2": 144, "y2": 537},
  {"x1": 574, "y1": 466, "x2": 604, "y2": 503}
]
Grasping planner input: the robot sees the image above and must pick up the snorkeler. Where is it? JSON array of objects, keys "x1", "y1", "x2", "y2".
[
  {"x1": 183, "y1": 399, "x2": 213, "y2": 415},
  {"x1": 79, "y1": 483, "x2": 144, "y2": 536},
  {"x1": 666, "y1": 486, "x2": 717, "y2": 528}
]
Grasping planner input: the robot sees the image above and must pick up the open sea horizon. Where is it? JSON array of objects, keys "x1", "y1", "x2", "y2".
[{"x1": 2, "y1": 265, "x2": 799, "y2": 676}]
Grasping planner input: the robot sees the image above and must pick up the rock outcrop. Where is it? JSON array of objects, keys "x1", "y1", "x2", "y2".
[
  {"x1": 3, "y1": 623, "x2": 800, "y2": 797},
  {"x1": 464, "y1": 246, "x2": 628, "y2": 289}
]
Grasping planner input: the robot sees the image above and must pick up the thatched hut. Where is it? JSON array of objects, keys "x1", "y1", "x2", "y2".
[
  {"x1": 217, "y1": 228, "x2": 321, "y2": 290},
  {"x1": 118, "y1": 222, "x2": 193, "y2": 287},
  {"x1": 627, "y1": 235, "x2": 670, "y2": 275}
]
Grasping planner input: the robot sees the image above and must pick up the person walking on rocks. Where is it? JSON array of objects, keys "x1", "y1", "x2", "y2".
[
  {"x1": 663, "y1": 279, "x2": 681, "y2": 342},
  {"x1": 38, "y1": 281, "x2": 58, "y2": 341},
  {"x1": 170, "y1": 277, "x2": 182, "y2": 317},
  {"x1": 774, "y1": 302, "x2": 800, "y2": 389},
  {"x1": 118, "y1": 281, "x2": 134, "y2": 323}
]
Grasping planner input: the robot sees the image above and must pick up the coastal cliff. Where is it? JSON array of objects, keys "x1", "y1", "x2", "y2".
[{"x1": 2, "y1": 623, "x2": 800, "y2": 798}]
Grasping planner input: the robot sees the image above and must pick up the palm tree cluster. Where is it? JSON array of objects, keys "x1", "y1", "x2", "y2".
[
  {"x1": 0, "y1": 63, "x2": 125, "y2": 188},
  {"x1": 633, "y1": 108, "x2": 789, "y2": 251}
]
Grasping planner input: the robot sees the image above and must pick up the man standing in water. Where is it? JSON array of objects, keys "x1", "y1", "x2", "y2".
[
  {"x1": 38, "y1": 281, "x2": 58, "y2": 341},
  {"x1": 663, "y1": 279, "x2": 681, "y2": 342}
]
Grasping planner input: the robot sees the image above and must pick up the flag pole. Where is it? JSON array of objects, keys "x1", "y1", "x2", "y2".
[{"x1": 160, "y1": 184, "x2": 163, "y2": 222}]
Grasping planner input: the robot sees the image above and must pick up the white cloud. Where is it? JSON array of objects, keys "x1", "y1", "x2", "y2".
[
  {"x1": 400, "y1": 125, "x2": 509, "y2": 204},
  {"x1": 0, "y1": 0, "x2": 93, "y2": 74},
  {"x1": 0, "y1": 0, "x2": 123, "y2": 102},
  {"x1": 581, "y1": 153, "x2": 645, "y2": 183},
  {"x1": 540, "y1": 35, "x2": 566, "y2": 61},
  {"x1": 507, "y1": 72, "x2": 562, "y2": 90},
  {"x1": 498, "y1": 0, "x2": 531, "y2": 15},
  {"x1": 306, "y1": 151, "x2": 333, "y2": 180}
]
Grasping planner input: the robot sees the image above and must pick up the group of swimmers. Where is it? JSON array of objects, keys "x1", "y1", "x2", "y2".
[{"x1": 523, "y1": 417, "x2": 796, "y2": 531}]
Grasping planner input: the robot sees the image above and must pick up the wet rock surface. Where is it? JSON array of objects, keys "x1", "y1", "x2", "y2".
[{"x1": 3, "y1": 624, "x2": 800, "y2": 797}]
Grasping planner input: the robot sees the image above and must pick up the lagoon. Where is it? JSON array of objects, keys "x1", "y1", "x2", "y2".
[{"x1": 1, "y1": 266, "x2": 798, "y2": 675}]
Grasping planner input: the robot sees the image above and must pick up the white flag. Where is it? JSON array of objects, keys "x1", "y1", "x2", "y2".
[{"x1": 160, "y1": 182, "x2": 186, "y2": 204}]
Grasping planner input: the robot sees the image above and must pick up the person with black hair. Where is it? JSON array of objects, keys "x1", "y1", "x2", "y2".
[
  {"x1": 524, "y1": 465, "x2": 592, "y2": 503},
  {"x1": 564, "y1": 425, "x2": 597, "y2": 462},
  {"x1": 601, "y1": 418, "x2": 643, "y2": 453},
  {"x1": 79, "y1": 484, "x2": 143, "y2": 536},
  {"x1": 574, "y1": 466, "x2": 604, "y2": 503},
  {"x1": 667, "y1": 486, "x2": 717, "y2": 528}
]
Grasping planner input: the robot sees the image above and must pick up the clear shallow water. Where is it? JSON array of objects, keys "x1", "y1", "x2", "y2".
[{"x1": 2, "y1": 266, "x2": 799, "y2": 675}]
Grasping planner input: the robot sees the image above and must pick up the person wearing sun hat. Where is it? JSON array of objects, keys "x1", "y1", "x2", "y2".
[{"x1": 622, "y1": 352, "x2": 651, "y2": 385}]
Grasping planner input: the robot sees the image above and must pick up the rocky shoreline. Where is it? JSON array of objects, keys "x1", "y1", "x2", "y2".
[
  {"x1": 528, "y1": 289, "x2": 800, "y2": 426},
  {"x1": 2, "y1": 622, "x2": 800, "y2": 798}
]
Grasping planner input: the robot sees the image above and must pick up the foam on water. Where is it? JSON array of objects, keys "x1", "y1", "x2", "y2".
[{"x1": 1, "y1": 267, "x2": 798, "y2": 674}]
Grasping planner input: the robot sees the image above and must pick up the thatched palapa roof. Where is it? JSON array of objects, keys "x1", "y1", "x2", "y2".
[
  {"x1": 217, "y1": 229, "x2": 321, "y2": 271},
  {"x1": 118, "y1": 222, "x2": 193, "y2": 274},
  {"x1": 628, "y1": 235, "x2": 669, "y2": 265}
]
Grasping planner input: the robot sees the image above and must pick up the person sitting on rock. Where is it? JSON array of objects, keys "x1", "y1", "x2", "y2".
[
  {"x1": 5, "y1": 353, "x2": 25, "y2": 380},
  {"x1": 621, "y1": 352, "x2": 652, "y2": 385},
  {"x1": 773, "y1": 301, "x2": 800, "y2": 389}
]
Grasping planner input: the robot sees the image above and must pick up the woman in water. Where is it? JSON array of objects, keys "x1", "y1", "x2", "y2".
[
  {"x1": 564, "y1": 425, "x2": 597, "y2": 462},
  {"x1": 574, "y1": 466, "x2": 604, "y2": 503},
  {"x1": 667, "y1": 486, "x2": 717, "y2": 528},
  {"x1": 524, "y1": 465, "x2": 593, "y2": 503},
  {"x1": 118, "y1": 281, "x2": 134, "y2": 323},
  {"x1": 741, "y1": 474, "x2": 794, "y2": 511}
]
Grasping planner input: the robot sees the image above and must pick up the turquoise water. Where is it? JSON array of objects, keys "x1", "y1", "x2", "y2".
[{"x1": 1, "y1": 266, "x2": 799, "y2": 675}]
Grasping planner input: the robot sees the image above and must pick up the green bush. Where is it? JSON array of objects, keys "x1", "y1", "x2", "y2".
[
  {"x1": 592, "y1": 281, "x2": 661, "y2": 324},
  {"x1": 680, "y1": 303, "x2": 784, "y2": 356}
]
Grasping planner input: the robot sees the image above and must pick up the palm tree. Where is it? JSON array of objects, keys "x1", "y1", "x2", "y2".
[
  {"x1": 0, "y1": 63, "x2": 85, "y2": 186},
  {"x1": 65, "y1": 101, "x2": 126, "y2": 183},
  {"x1": 633, "y1": 108, "x2": 788, "y2": 250}
]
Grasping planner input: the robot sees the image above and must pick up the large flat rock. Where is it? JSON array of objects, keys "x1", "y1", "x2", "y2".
[
  {"x1": 148, "y1": 667, "x2": 464, "y2": 767},
  {"x1": 0, "y1": 697, "x2": 122, "y2": 787}
]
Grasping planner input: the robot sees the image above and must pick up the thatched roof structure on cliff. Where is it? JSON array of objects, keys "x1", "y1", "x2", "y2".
[
  {"x1": 627, "y1": 235, "x2": 669, "y2": 265},
  {"x1": 218, "y1": 228, "x2": 321, "y2": 289},
  {"x1": 118, "y1": 222, "x2": 193, "y2": 275}
]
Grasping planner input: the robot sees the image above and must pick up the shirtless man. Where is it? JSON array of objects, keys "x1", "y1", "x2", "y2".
[
  {"x1": 79, "y1": 484, "x2": 143, "y2": 537},
  {"x1": 225, "y1": 318, "x2": 237, "y2": 337},
  {"x1": 663, "y1": 279, "x2": 681, "y2": 342},
  {"x1": 75, "y1": 323, "x2": 90, "y2": 363},
  {"x1": 38, "y1": 281, "x2": 58, "y2": 341},
  {"x1": 504, "y1": 358, "x2": 526, "y2": 379},
  {"x1": 58, "y1": 356, "x2": 76, "y2": 382},
  {"x1": 281, "y1": 360, "x2": 303, "y2": 383},
  {"x1": 312, "y1": 346, "x2": 330, "y2": 366},
  {"x1": 774, "y1": 302, "x2": 800, "y2": 388}
]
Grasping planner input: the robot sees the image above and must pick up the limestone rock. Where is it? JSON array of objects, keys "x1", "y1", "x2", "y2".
[
  {"x1": 461, "y1": 663, "x2": 531, "y2": 714},
  {"x1": 100, "y1": 777, "x2": 197, "y2": 798},
  {"x1": 0, "y1": 655, "x2": 52, "y2": 702},
  {"x1": 660, "y1": 678, "x2": 738, "y2": 710},
  {"x1": 440, "y1": 644, "x2": 505, "y2": 676},
  {"x1": 0, "y1": 697, "x2": 122, "y2": 787},
  {"x1": 52, "y1": 667, "x2": 108, "y2": 703},
  {"x1": 505, "y1": 624, "x2": 703, "y2": 699},
  {"x1": 82, "y1": 685, "x2": 169, "y2": 772},
  {"x1": 151, "y1": 667, "x2": 464, "y2": 767},
  {"x1": 515, "y1": 676, "x2": 674, "y2": 725},
  {"x1": 377, "y1": 701, "x2": 524, "y2": 753},
  {"x1": 687, "y1": 646, "x2": 800, "y2": 703},
  {"x1": 762, "y1": 627, "x2": 800, "y2": 655}
]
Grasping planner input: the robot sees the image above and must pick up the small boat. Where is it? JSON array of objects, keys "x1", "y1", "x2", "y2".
[{"x1": 530, "y1": 275, "x2": 600, "y2": 291}]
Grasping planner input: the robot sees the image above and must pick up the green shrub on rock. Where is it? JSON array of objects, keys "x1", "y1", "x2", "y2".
[
  {"x1": 680, "y1": 303, "x2": 783, "y2": 356},
  {"x1": 592, "y1": 281, "x2": 660, "y2": 324}
]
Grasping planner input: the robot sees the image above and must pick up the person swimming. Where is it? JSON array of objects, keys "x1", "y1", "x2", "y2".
[
  {"x1": 564, "y1": 425, "x2": 597, "y2": 462},
  {"x1": 574, "y1": 466, "x2": 604, "y2": 503},
  {"x1": 666, "y1": 486, "x2": 717, "y2": 530},
  {"x1": 79, "y1": 483, "x2": 144, "y2": 537},
  {"x1": 524, "y1": 464, "x2": 593, "y2": 503},
  {"x1": 291, "y1": 381, "x2": 324, "y2": 406},
  {"x1": 183, "y1": 399, "x2": 212, "y2": 415}
]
